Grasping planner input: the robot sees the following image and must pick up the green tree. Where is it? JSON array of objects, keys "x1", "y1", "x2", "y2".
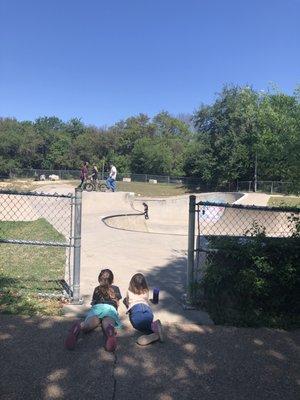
[
  {"x1": 153, "y1": 111, "x2": 191, "y2": 138},
  {"x1": 113, "y1": 114, "x2": 155, "y2": 155},
  {"x1": 0, "y1": 118, "x2": 22, "y2": 174},
  {"x1": 46, "y1": 131, "x2": 73, "y2": 169},
  {"x1": 34, "y1": 116, "x2": 66, "y2": 167},
  {"x1": 66, "y1": 118, "x2": 85, "y2": 139},
  {"x1": 18, "y1": 121, "x2": 44, "y2": 168},
  {"x1": 193, "y1": 86, "x2": 261, "y2": 185},
  {"x1": 257, "y1": 92, "x2": 300, "y2": 182},
  {"x1": 183, "y1": 140, "x2": 216, "y2": 183},
  {"x1": 131, "y1": 137, "x2": 173, "y2": 174}
]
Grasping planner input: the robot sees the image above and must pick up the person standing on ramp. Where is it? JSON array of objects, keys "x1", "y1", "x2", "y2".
[{"x1": 106, "y1": 163, "x2": 117, "y2": 192}]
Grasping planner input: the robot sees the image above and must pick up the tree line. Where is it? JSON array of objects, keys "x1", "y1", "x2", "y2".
[{"x1": 1, "y1": 85, "x2": 299, "y2": 188}]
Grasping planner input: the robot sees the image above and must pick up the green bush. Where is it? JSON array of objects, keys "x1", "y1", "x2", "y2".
[{"x1": 200, "y1": 235, "x2": 300, "y2": 329}]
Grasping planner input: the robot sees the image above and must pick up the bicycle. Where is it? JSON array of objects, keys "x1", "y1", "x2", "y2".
[{"x1": 83, "y1": 178, "x2": 107, "y2": 192}]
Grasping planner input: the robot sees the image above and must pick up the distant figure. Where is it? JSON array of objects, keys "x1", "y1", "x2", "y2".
[
  {"x1": 91, "y1": 165, "x2": 98, "y2": 181},
  {"x1": 106, "y1": 163, "x2": 117, "y2": 192},
  {"x1": 143, "y1": 202, "x2": 149, "y2": 219},
  {"x1": 79, "y1": 162, "x2": 89, "y2": 188}
]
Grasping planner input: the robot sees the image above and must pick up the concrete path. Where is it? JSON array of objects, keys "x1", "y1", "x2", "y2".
[
  {"x1": 1, "y1": 186, "x2": 299, "y2": 400},
  {"x1": 76, "y1": 190, "x2": 212, "y2": 325},
  {"x1": 0, "y1": 315, "x2": 299, "y2": 400},
  {"x1": 235, "y1": 192, "x2": 270, "y2": 206},
  {"x1": 38, "y1": 185, "x2": 211, "y2": 324},
  {"x1": 37, "y1": 187, "x2": 273, "y2": 324}
]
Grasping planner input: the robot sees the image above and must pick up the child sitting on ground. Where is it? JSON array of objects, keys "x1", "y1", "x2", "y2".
[
  {"x1": 65, "y1": 268, "x2": 122, "y2": 352},
  {"x1": 123, "y1": 273, "x2": 163, "y2": 346}
]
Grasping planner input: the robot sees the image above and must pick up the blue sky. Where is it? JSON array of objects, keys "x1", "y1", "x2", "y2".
[{"x1": 0, "y1": 0, "x2": 299, "y2": 126}]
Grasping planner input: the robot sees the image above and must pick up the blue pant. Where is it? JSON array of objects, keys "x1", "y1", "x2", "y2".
[
  {"x1": 106, "y1": 177, "x2": 116, "y2": 192},
  {"x1": 129, "y1": 304, "x2": 154, "y2": 334}
]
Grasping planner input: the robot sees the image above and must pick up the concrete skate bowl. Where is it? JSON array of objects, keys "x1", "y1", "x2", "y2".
[
  {"x1": 102, "y1": 192, "x2": 245, "y2": 236},
  {"x1": 197, "y1": 205, "x2": 297, "y2": 238}
]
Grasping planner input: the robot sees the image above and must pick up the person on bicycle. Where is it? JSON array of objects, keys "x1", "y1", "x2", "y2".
[
  {"x1": 91, "y1": 165, "x2": 98, "y2": 182},
  {"x1": 79, "y1": 162, "x2": 89, "y2": 188},
  {"x1": 106, "y1": 163, "x2": 117, "y2": 192}
]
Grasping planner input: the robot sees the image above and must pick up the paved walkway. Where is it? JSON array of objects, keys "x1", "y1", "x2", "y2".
[
  {"x1": 1, "y1": 186, "x2": 299, "y2": 399},
  {"x1": 0, "y1": 315, "x2": 299, "y2": 400},
  {"x1": 62, "y1": 188, "x2": 213, "y2": 325},
  {"x1": 235, "y1": 192, "x2": 270, "y2": 206}
]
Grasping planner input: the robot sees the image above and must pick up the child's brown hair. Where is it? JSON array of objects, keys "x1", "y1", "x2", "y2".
[
  {"x1": 128, "y1": 273, "x2": 149, "y2": 295},
  {"x1": 96, "y1": 268, "x2": 117, "y2": 300}
]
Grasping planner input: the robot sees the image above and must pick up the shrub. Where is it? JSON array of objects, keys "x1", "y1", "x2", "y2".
[{"x1": 200, "y1": 234, "x2": 300, "y2": 329}]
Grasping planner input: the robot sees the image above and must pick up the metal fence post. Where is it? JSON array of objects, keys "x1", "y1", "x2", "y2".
[
  {"x1": 73, "y1": 188, "x2": 82, "y2": 303},
  {"x1": 187, "y1": 195, "x2": 196, "y2": 303}
]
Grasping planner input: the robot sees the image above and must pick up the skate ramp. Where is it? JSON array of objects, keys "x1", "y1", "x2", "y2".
[
  {"x1": 103, "y1": 192, "x2": 295, "y2": 237},
  {"x1": 197, "y1": 206, "x2": 294, "y2": 237},
  {"x1": 103, "y1": 192, "x2": 244, "y2": 235}
]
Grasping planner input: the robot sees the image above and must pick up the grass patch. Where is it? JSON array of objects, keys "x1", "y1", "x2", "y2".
[
  {"x1": 268, "y1": 196, "x2": 300, "y2": 208},
  {"x1": 116, "y1": 181, "x2": 187, "y2": 196},
  {"x1": 0, "y1": 218, "x2": 67, "y2": 242},
  {"x1": 0, "y1": 178, "x2": 189, "y2": 197},
  {"x1": 0, "y1": 179, "x2": 76, "y2": 192},
  {"x1": 60, "y1": 179, "x2": 188, "y2": 197},
  {"x1": 0, "y1": 219, "x2": 66, "y2": 316},
  {"x1": 0, "y1": 179, "x2": 40, "y2": 192},
  {"x1": 1, "y1": 178, "x2": 214, "y2": 197}
]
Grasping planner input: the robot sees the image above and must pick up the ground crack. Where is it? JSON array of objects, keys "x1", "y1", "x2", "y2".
[{"x1": 111, "y1": 353, "x2": 118, "y2": 400}]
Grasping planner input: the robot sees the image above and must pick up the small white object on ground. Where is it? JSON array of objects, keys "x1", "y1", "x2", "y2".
[{"x1": 49, "y1": 174, "x2": 60, "y2": 181}]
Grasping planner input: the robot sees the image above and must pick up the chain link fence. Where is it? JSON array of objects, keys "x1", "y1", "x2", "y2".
[
  {"x1": 0, "y1": 189, "x2": 82, "y2": 303},
  {"x1": 8, "y1": 169, "x2": 299, "y2": 195},
  {"x1": 237, "y1": 180, "x2": 299, "y2": 194},
  {"x1": 9, "y1": 169, "x2": 206, "y2": 185},
  {"x1": 10, "y1": 168, "x2": 80, "y2": 180},
  {"x1": 187, "y1": 195, "x2": 300, "y2": 302},
  {"x1": 8, "y1": 169, "x2": 238, "y2": 191}
]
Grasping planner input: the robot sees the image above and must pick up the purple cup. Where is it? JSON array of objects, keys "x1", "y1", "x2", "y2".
[{"x1": 152, "y1": 287, "x2": 160, "y2": 304}]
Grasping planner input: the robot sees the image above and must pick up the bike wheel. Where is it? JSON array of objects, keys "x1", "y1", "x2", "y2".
[
  {"x1": 98, "y1": 183, "x2": 107, "y2": 192},
  {"x1": 85, "y1": 182, "x2": 95, "y2": 192}
]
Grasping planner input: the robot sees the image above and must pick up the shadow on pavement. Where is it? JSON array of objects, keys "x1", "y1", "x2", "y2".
[
  {"x1": 0, "y1": 315, "x2": 299, "y2": 400},
  {"x1": 145, "y1": 252, "x2": 187, "y2": 303},
  {"x1": 131, "y1": 251, "x2": 212, "y2": 324},
  {"x1": 116, "y1": 324, "x2": 300, "y2": 400}
]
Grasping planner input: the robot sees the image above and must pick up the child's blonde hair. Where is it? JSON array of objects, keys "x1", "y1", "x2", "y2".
[{"x1": 129, "y1": 273, "x2": 149, "y2": 295}]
